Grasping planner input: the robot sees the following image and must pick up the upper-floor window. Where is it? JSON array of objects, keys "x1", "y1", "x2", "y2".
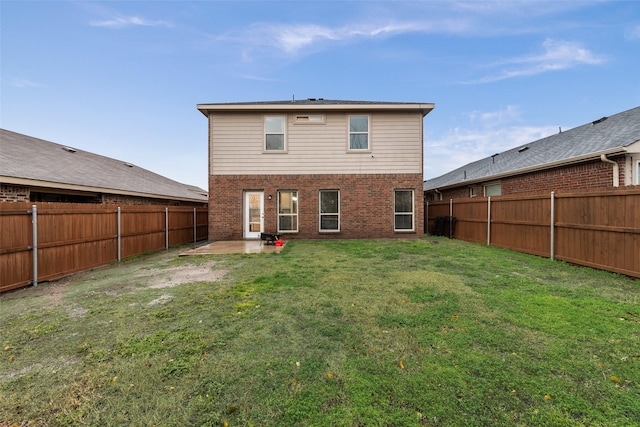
[
  {"x1": 636, "y1": 160, "x2": 640, "y2": 185},
  {"x1": 394, "y1": 189, "x2": 414, "y2": 231},
  {"x1": 319, "y1": 190, "x2": 339, "y2": 232},
  {"x1": 484, "y1": 182, "x2": 502, "y2": 197},
  {"x1": 469, "y1": 186, "x2": 477, "y2": 198},
  {"x1": 349, "y1": 115, "x2": 369, "y2": 151},
  {"x1": 265, "y1": 116, "x2": 286, "y2": 151}
]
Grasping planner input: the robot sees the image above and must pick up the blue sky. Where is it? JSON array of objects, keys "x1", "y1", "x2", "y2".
[{"x1": 2, "y1": 1, "x2": 639, "y2": 191}]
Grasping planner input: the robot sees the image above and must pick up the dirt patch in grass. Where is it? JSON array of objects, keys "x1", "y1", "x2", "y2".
[{"x1": 146, "y1": 261, "x2": 228, "y2": 289}]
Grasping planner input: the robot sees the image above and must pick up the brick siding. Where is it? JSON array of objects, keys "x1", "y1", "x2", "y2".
[
  {"x1": 427, "y1": 157, "x2": 625, "y2": 200},
  {"x1": 209, "y1": 173, "x2": 424, "y2": 240},
  {"x1": 0, "y1": 184, "x2": 30, "y2": 202}
]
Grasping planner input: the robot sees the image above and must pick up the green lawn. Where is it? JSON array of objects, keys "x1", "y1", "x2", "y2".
[{"x1": 1, "y1": 238, "x2": 639, "y2": 426}]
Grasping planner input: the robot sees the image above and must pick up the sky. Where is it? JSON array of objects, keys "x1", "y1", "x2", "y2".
[{"x1": 2, "y1": 1, "x2": 639, "y2": 191}]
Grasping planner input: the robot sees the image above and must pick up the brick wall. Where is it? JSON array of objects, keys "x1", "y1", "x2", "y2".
[
  {"x1": 0, "y1": 184, "x2": 29, "y2": 202},
  {"x1": 209, "y1": 173, "x2": 424, "y2": 240},
  {"x1": 426, "y1": 157, "x2": 625, "y2": 200}
]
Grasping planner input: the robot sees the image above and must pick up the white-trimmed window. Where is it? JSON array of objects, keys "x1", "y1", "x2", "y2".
[
  {"x1": 265, "y1": 116, "x2": 286, "y2": 151},
  {"x1": 394, "y1": 189, "x2": 414, "y2": 231},
  {"x1": 469, "y1": 187, "x2": 477, "y2": 198},
  {"x1": 484, "y1": 182, "x2": 502, "y2": 197},
  {"x1": 319, "y1": 190, "x2": 339, "y2": 232},
  {"x1": 636, "y1": 160, "x2": 640, "y2": 185},
  {"x1": 278, "y1": 190, "x2": 298, "y2": 232},
  {"x1": 349, "y1": 115, "x2": 369, "y2": 150}
]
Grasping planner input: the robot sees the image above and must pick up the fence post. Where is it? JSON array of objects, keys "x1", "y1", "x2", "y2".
[
  {"x1": 550, "y1": 191, "x2": 555, "y2": 261},
  {"x1": 487, "y1": 197, "x2": 491, "y2": 246},
  {"x1": 425, "y1": 201, "x2": 429, "y2": 235},
  {"x1": 31, "y1": 205, "x2": 38, "y2": 287},
  {"x1": 449, "y1": 199, "x2": 453, "y2": 238},
  {"x1": 193, "y1": 208, "x2": 197, "y2": 243},
  {"x1": 165, "y1": 207, "x2": 169, "y2": 251},
  {"x1": 117, "y1": 207, "x2": 121, "y2": 262}
]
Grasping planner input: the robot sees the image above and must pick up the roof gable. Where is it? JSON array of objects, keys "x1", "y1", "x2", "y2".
[{"x1": 424, "y1": 106, "x2": 640, "y2": 190}]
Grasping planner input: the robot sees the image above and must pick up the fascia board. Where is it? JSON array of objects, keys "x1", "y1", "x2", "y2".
[
  {"x1": 1, "y1": 176, "x2": 207, "y2": 203},
  {"x1": 197, "y1": 103, "x2": 435, "y2": 116},
  {"x1": 428, "y1": 147, "x2": 629, "y2": 191}
]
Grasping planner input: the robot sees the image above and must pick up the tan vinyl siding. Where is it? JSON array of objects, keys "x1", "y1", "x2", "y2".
[{"x1": 210, "y1": 112, "x2": 422, "y2": 175}]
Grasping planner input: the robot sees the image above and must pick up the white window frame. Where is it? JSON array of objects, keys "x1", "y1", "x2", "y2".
[
  {"x1": 348, "y1": 115, "x2": 370, "y2": 151},
  {"x1": 264, "y1": 115, "x2": 286, "y2": 152},
  {"x1": 319, "y1": 190, "x2": 340, "y2": 232},
  {"x1": 469, "y1": 186, "x2": 477, "y2": 198},
  {"x1": 484, "y1": 182, "x2": 502, "y2": 197},
  {"x1": 394, "y1": 189, "x2": 414, "y2": 232},
  {"x1": 636, "y1": 159, "x2": 640, "y2": 185},
  {"x1": 277, "y1": 190, "x2": 298, "y2": 233}
]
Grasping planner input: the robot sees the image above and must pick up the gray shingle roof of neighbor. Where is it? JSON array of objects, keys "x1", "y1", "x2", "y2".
[
  {"x1": 0, "y1": 129, "x2": 208, "y2": 202},
  {"x1": 424, "y1": 105, "x2": 640, "y2": 191}
]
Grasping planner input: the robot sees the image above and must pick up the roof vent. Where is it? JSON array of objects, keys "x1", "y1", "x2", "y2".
[
  {"x1": 518, "y1": 146, "x2": 529, "y2": 153},
  {"x1": 124, "y1": 162, "x2": 134, "y2": 168},
  {"x1": 307, "y1": 98, "x2": 316, "y2": 101},
  {"x1": 592, "y1": 116, "x2": 608, "y2": 125},
  {"x1": 62, "y1": 146, "x2": 76, "y2": 153},
  {"x1": 491, "y1": 153, "x2": 499, "y2": 163}
]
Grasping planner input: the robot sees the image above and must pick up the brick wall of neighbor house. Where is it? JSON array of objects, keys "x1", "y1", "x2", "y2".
[
  {"x1": 428, "y1": 157, "x2": 625, "y2": 200},
  {"x1": 209, "y1": 173, "x2": 424, "y2": 241},
  {"x1": 0, "y1": 184, "x2": 30, "y2": 202}
]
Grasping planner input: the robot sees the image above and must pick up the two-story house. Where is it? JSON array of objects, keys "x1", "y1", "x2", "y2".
[{"x1": 197, "y1": 99, "x2": 435, "y2": 241}]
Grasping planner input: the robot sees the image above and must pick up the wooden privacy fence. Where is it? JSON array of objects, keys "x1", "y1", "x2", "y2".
[
  {"x1": 0, "y1": 203, "x2": 208, "y2": 292},
  {"x1": 425, "y1": 188, "x2": 640, "y2": 278}
]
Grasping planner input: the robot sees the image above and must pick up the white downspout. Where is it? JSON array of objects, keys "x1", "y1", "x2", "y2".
[
  {"x1": 434, "y1": 188, "x2": 442, "y2": 201},
  {"x1": 600, "y1": 154, "x2": 619, "y2": 187}
]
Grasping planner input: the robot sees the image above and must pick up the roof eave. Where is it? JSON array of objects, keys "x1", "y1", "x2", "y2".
[
  {"x1": 1, "y1": 177, "x2": 208, "y2": 203},
  {"x1": 197, "y1": 102, "x2": 435, "y2": 117},
  {"x1": 425, "y1": 147, "x2": 629, "y2": 192}
]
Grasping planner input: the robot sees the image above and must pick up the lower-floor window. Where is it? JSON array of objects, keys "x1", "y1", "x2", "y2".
[
  {"x1": 278, "y1": 190, "x2": 298, "y2": 232},
  {"x1": 319, "y1": 190, "x2": 339, "y2": 231},
  {"x1": 394, "y1": 189, "x2": 414, "y2": 231},
  {"x1": 484, "y1": 182, "x2": 502, "y2": 197}
]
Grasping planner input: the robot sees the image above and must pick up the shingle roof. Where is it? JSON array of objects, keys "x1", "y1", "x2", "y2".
[
  {"x1": 197, "y1": 98, "x2": 435, "y2": 116},
  {"x1": 0, "y1": 129, "x2": 207, "y2": 202},
  {"x1": 424, "y1": 106, "x2": 640, "y2": 191}
]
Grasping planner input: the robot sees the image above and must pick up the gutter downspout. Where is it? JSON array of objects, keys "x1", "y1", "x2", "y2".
[
  {"x1": 600, "y1": 154, "x2": 619, "y2": 187},
  {"x1": 434, "y1": 188, "x2": 442, "y2": 201}
]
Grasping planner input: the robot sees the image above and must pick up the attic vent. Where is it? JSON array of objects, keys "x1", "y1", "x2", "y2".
[
  {"x1": 592, "y1": 116, "x2": 608, "y2": 125},
  {"x1": 124, "y1": 162, "x2": 134, "y2": 168},
  {"x1": 518, "y1": 146, "x2": 529, "y2": 153},
  {"x1": 62, "y1": 146, "x2": 76, "y2": 153}
]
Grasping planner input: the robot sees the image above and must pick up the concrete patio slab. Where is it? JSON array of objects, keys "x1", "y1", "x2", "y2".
[{"x1": 180, "y1": 240, "x2": 286, "y2": 255}]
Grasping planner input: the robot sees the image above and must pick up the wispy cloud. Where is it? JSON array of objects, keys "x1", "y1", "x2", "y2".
[
  {"x1": 464, "y1": 39, "x2": 605, "y2": 84},
  {"x1": 626, "y1": 24, "x2": 640, "y2": 40},
  {"x1": 424, "y1": 106, "x2": 557, "y2": 179},
  {"x1": 90, "y1": 16, "x2": 173, "y2": 29},
  {"x1": 12, "y1": 79, "x2": 44, "y2": 88}
]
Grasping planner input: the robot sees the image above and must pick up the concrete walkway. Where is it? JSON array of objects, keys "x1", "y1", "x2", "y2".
[{"x1": 180, "y1": 240, "x2": 286, "y2": 255}]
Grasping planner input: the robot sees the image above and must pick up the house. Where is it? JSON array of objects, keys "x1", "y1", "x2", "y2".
[
  {"x1": 197, "y1": 99, "x2": 435, "y2": 240},
  {"x1": 0, "y1": 129, "x2": 208, "y2": 206},
  {"x1": 424, "y1": 106, "x2": 640, "y2": 200}
]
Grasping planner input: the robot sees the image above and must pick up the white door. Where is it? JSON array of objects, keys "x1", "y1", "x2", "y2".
[{"x1": 244, "y1": 191, "x2": 264, "y2": 239}]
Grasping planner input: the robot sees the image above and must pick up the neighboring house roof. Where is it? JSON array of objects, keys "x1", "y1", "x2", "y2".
[
  {"x1": 424, "y1": 106, "x2": 640, "y2": 191},
  {"x1": 197, "y1": 98, "x2": 435, "y2": 116},
  {"x1": 0, "y1": 129, "x2": 208, "y2": 202}
]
